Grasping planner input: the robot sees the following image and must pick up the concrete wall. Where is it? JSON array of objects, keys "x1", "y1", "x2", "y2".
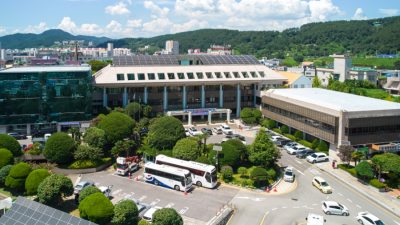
[{"x1": 51, "y1": 161, "x2": 112, "y2": 175}]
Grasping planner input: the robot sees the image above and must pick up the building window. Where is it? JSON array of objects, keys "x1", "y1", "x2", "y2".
[
  {"x1": 242, "y1": 72, "x2": 249, "y2": 78},
  {"x1": 128, "y1": 74, "x2": 135, "y2": 80},
  {"x1": 112, "y1": 101, "x2": 118, "y2": 106},
  {"x1": 368, "y1": 75, "x2": 375, "y2": 82},
  {"x1": 224, "y1": 72, "x2": 232, "y2": 78},
  {"x1": 258, "y1": 71, "x2": 265, "y2": 77},
  {"x1": 293, "y1": 85, "x2": 298, "y2": 88},
  {"x1": 158, "y1": 73, "x2": 165, "y2": 79},
  {"x1": 148, "y1": 73, "x2": 155, "y2": 80},
  {"x1": 177, "y1": 73, "x2": 185, "y2": 79},
  {"x1": 224, "y1": 96, "x2": 236, "y2": 102},
  {"x1": 187, "y1": 73, "x2": 194, "y2": 79},
  {"x1": 215, "y1": 72, "x2": 222, "y2": 78},
  {"x1": 117, "y1": 74, "x2": 124, "y2": 80},
  {"x1": 196, "y1": 73, "x2": 203, "y2": 79},
  {"x1": 333, "y1": 74, "x2": 340, "y2": 81},
  {"x1": 322, "y1": 79, "x2": 326, "y2": 83},
  {"x1": 301, "y1": 84, "x2": 305, "y2": 88},
  {"x1": 138, "y1": 74, "x2": 145, "y2": 80},
  {"x1": 250, "y1": 72, "x2": 258, "y2": 78},
  {"x1": 168, "y1": 73, "x2": 175, "y2": 79},
  {"x1": 206, "y1": 73, "x2": 213, "y2": 78}
]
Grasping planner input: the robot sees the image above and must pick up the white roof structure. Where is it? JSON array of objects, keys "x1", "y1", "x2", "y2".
[
  {"x1": 0, "y1": 66, "x2": 91, "y2": 73},
  {"x1": 156, "y1": 154, "x2": 215, "y2": 172},
  {"x1": 266, "y1": 88, "x2": 400, "y2": 112}
]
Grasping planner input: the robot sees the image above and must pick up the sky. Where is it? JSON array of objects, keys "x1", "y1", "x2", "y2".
[{"x1": 0, "y1": 0, "x2": 398, "y2": 39}]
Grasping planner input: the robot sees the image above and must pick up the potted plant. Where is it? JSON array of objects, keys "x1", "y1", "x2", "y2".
[{"x1": 225, "y1": 120, "x2": 228, "y2": 124}]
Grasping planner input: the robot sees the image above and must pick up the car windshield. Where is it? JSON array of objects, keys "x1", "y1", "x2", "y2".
[
  {"x1": 293, "y1": 147, "x2": 299, "y2": 150},
  {"x1": 321, "y1": 182, "x2": 329, "y2": 187},
  {"x1": 375, "y1": 220, "x2": 385, "y2": 225},
  {"x1": 299, "y1": 151, "x2": 306, "y2": 154},
  {"x1": 192, "y1": 128, "x2": 198, "y2": 132},
  {"x1": 75, "y1": 185, "x2": 83, "y2": 189},
  {"x1": 224, "y1": 127, "x2": 230, "y2": 130},
  {"x1": 310, "y1": 154, "x2": 318, "y2": 158},
  {"x1": 285, "y1": 171, "x2": 292, "y2": 176}
]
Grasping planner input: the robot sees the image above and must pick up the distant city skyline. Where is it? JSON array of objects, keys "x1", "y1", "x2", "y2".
[{"x1": 0, "y1": 0, "x2": 398, "y2": 39}]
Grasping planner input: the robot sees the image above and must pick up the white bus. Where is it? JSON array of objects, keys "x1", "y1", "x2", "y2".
[
  {"x1": 144, "y1": 162, "x2": 193, "y2": 192},
  {"x1": 155, "y1": 155, "x2": 217, "y2": 188}
]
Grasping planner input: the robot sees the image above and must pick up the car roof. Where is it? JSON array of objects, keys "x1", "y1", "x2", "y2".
[
  {"x1": 307, "y1": 213, "x2": 324, "y2": 224},
  {"x1": 324, "y1": 201, "x2": 339, "y2": 206},
  {"x1": 314, "y1": 176, "x2": 326, "y2": 182},
  {"x1": 203, "y1": 127, "x2": 211, "y2": 130},
  {"x1": 143, "y1": 207, "x2": 162, "y2": 217},
  {"x1": 77, "y1": 181, "x2": 92, "y2": 185},
  {"x1": 314, "y1": 152, "x2": 326, "y2": 156},
  {"x1": 359, "y1": 212, "x2": 379, "y2": 221}
]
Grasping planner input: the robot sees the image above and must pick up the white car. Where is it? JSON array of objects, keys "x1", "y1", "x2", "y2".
[
  {"x1": 270, "y1": 135, "x2": 282, "y2": 141},
  {"x1": 284, "y1": 142, "x2": 299, "y2": 150},
  {"x1": 306, "y1": 153, "x2": 329, "y2": 164},
  {"x1": 98, "y1": 186, "x2": 112, "y2": 199},
  {"x1": 321, "y1": 201, "x2": 349, "y2": 216},
  {"x1": 306, "y1": 213, "x2": 326, "y2": 225},
  {"x1": 213, "y1": 127, "x2": 223, "y2": 134},
  {"x1": 188, "y1": 127, "x2": 201, "y2": 136},
  {"x1": 287, "y1": 146, "x2": 307, "y2": 155},
  {"x1": 284, "y1": 166, "x2": 294, "y2": 182},
  {"x1": 185, "y1": 129, "x2": 190, "y2": 137},
  {"x1": 142, "y1": 206, "x2": 162, "y2": 223},
  {"x1": 220, "y1": 125, "x2": 233, "y2": 134},
  {"x1": 356, "y1": 212, "x2": 385, "y2": 225}
]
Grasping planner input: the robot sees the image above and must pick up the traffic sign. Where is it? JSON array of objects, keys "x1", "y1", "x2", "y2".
[{"x1": 213, "y1": 146, "x2": 222, "y2": 151}]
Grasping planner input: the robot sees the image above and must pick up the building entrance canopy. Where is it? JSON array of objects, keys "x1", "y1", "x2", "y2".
[{"x1": 166, "y1": 108, "x2": 231, "y2": 125}]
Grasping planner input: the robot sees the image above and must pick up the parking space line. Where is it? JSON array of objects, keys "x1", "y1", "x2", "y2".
[
  {"x1": 357, "y1": 205, "x2": 361, "y2": 208},
  {"x1": 347, "y1": 198, "x2": 352, "y2": 202}
]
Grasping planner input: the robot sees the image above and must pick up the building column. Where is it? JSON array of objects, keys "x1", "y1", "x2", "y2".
[
  {"x1": 338, "y1": 110, "x2": 346, "y2": 147},
  {"x1": 253, "y1": 84, "x2": 257, "y2": 107},
  {"x1": 103, "y1": 87, "x2": 107, "y2": 107},
  {"x1": 123, "y1": 87, "x2": 127, "y2": 108},
  {"x1": 208, "y1": 111, "x2": 212, "y2": 124},
  {"x1": 303, "y1": 132, "x2": 306, "y2": 140},
  {"x1": 57, "y1": 125, "x2": 61, "y2": 133},
  {"x1": 227, "y1": 109, "x2": 230, "y2": 122},
  {"x1": 183, "y1": 115, "x2": 186, "y2": 120},
  {"x1": 163, "y1": 86, "x2": 167, "y2": 111},
  {"x1": 183, "y1": 86, "x2": 187, "y2": 109},
  {"x1": 144, "y1": 87, "x2": 148, "y2": 104},
  {"x1": 288, "y1": 126, "x2": 291, "y2": 135},
  {"x1": 219, "y1": 84, "x2": 223, "y2": 118},
  {"x1": 201, "y1": 85, "x2": 205, "y2": 108},
  {"x1": 236, "y1": 84, "x2": 241, "y2": 116},
  {"x1": 26, "y1": 124, "x2": 31, "y2": 136},
  {"x1": 188, "y1": 112, "x2": 192, "y2": 125}
]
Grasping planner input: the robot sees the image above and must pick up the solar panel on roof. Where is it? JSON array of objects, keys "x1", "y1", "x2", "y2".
[{"x1": 197, "y1": 55, "x2": 260, "y2": 65}]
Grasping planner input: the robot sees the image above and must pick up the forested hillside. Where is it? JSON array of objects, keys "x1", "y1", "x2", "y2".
[{"x1": 98, "y1": 16, "x2": 400, "y2": 60}]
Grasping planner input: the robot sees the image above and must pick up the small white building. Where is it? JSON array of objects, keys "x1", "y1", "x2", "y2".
[{"x1": 277, "y1": 71, "x2": 312, "y2": 88}]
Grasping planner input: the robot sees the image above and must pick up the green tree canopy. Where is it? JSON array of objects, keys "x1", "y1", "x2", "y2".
[
  {"x1": 112, "y1": 199, "x2": 139, "y2": 225},
  {"x1": 79, "y1": 193, "x2": 114, "y2": 225},
  {"x1": 253, "y1": 109, "x2": 262, "y2": 119},
  {"x1": 38, "y1": 174, "x2": 74, "y2": 205},
  {"x1": 83, "y1": 127, "x2": 107, "y2": 148},
  {"x1": 237, "y1": 167, "x2": 248, "y2": 177},
  {"x1": 280, "y1": 125, "x2": 289, "y2": 134},
  {"x1": 139, "y1": 220, "x2": 151, "y2": 225},
  {"x1": 125, "y1": 102, "x2": 142, "y2": 119},
  {"x1": 5, "y1": 162, "x2": 31, "y2": 190},
  {"x1": 248, "y1": 131, "x2": 276, "y2": 167},
  {"x1": 250, "y1": 167, "x2": 268, "y2": 184},
  {"x1": 43, "y1": 132, "x2": 76, "y2": 164},
  {"x1": 225, "y1": 139, "x2": 247, "y2": 159},
  {"x1": 25, "y1": 169, "x2": 51, "y2": 195},
  {"x1": 0, "y1": 148, "x2": 14, "y2": 169},
  {"x1": 99, "y1": 106, "x2": 112, "y2": 115},
  {"x1": 209, "y1": 143, "x2": 239, "y2": 168},
  {"x1": 355, "y1": 161, "x2": 374, "y2": 179},
  {"x1": 294, "y1": 130, "x2": 303, "y2": 140},
  {"x1": 195, "y1": 156, "x2": 209, "y2": 164},
  {"x1": 311, "y1": 139, "x2": 319, "y2": 150},
  {"x1": 240, "y1": 108, "x2": 255, "y2": 123},
  {"x1": 87, "y1": 60, "x2": 109, "y2": 72},
  {"x1": 75, "y1": 145, "x2": 103, "y2": 160},
  {"x1": 79, "y1": 186, "x2": 102, "y2": 203},
  {"x1": 113, "y1": 107, "x2": 125, "y2": 113},
  {"x1": 152, "y1": 208, "x2": 183, "y2": 225},
  {"x1": 173, "y1": 138, "x2": 201, "y2": 161},
  {"x1": 318, "y1": 141, "x2": 328, "y2": 152},
  {"x1": 312, "y1": 76, "x2": 322, "y2": 88},
  {"x1": 371, "y1": 153, "x2": 400, "y2": 179},
  {"x1": 0, "y1": 165, "x2": 13, "y2": 184},
  {"x1": 148, "y1": 116, "x2": 186, "y2": 150},
  {"x1": 98, "y1": 112, "x2": 136, "y2": 143},
  {"x1": 351, "y1": 151, "x2": 365, "y2": 166},
  {"x1": 0, "y1": 134, "x2": 22, "y2": 157},
  {"x1": 267, "y1": 119, "x2": 276, "y2": 129}
]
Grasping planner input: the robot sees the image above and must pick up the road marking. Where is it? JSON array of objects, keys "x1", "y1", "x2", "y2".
[
  {"x1": 282, "y1": 207, "x2": 287, "y2": 208},
  {"x1": 112, "y1": 189, "x2": 122, "y2": 195},
  {"x1": 326, "y1": 196, "x2": 329, "y2": 199},
  {"x1": 312, "y1": 204, "x2": 317, "y2": 205},
  {"x1": 165, "y1": 203, "x2": 174, "y2": 208},
  {"x1": 260, "y1": 214, "x2": 266, "y2": 225},
  {"x1": 338, "y1": 193, "x2": 343, "y2": 196},
  {"x1": 286, "y1": 159, "x2": 313, "y2": 176},
  {"x1": 393, "y1": 220, "x2": 400, "y2": 225},
  {"x1": 296, "y1": 169, "x2": 305, "y2": 175},
  {"x1": 308, "y1": 168, "x2": 321, "y2": 175},
  {"x1": 266, "y1": 212, "x2": 269, "y2": 215},
  {"x1": 138, "y1": 195, "x2": 146, "y2": 202},
  {"x1": 251, "y1": 198, "x2": 266, "y2": 202},
  {"x1": 295, "y1": 160, "x2": 303, "y2": 164},
  {"x1": 235, "y1": 197, "x2": 250, "y2": 199},
  {"x1": 347, "y1": 199, "x2": 352, "y2": 202},
  {"x1": 95, "y1": 182, "x2": 99, "y2": 186},
  {"x1": 356, "y1": 205, "x2": 361, "y2": 208},
  {"x1": 179, "y1": 207, "x2": 189, "y2": 214},
  {"x1": 272, "y1": 208, "x2": 277, "y2": 210},
  {"x1": 293, "y1": 207, "x2": 300, "y2": 208},
  {"x1": 150, "y1": 199, "x2": 160, "y2": 206}
]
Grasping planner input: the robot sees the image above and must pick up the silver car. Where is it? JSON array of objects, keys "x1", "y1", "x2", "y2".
[
  {"x1": 137, "y1": 203, "x2": 151, "y2": 219},
  {"x1": 212, "y1": 127, "x2": 223, "y2": 134},
  {"x1": 74, "y1": 181, "x2": 94, "y2": 195}
]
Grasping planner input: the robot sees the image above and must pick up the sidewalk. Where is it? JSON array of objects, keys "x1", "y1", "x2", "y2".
[{"x1": 313, "y1": 161, "x2": 400, "y2": 215}]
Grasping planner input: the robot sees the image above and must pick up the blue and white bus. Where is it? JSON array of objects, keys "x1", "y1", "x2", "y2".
[{"x1": 144, "y1": 162, "x2": 193, "y2": 191}]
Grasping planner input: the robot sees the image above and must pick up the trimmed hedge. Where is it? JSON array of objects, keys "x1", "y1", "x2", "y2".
[
  {"x1": 60, "y1": 158, "x2": 111, "y2": 169},
  {"x1": 5, "y1": 162, "x2": 32, "y2": 189},
  {"x1": 25, "y1": 169, "x2": 51, "y2": 195},
  {"x1": 272, "y1": 128, "x2": 282, "y2": 135},
  {"x1": 0, "y1": 148, "x2": 14, "y2": 169},
  {"x1": 284, "y1": 134, "x2": 296, "y2": 141},
  {"x1": 43, "y1": 132, "x2": 76, "y2": 164},
  {"x1": 113, "y1": 199, "x2": 139, "y2": 225},
  {"x1": 298, "y1": 140, "x2": 312, "y2": 148},
  {"x1": 79, "y1": 186, "x2": 102, "y2": 203},
  {"x1": 0, "y1": 165, "x2": 13, "y2": 184},
  {"x1": 79, "y1": 193, "x2": 114, "y2": 225},
  {"x1": 0, "y1": 134, "x2": 22, "y2": 157},
  {"x1": 369, "y1": 179, "x2": 386, "y2": 189}
]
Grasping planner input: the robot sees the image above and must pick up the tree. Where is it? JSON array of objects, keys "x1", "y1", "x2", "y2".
[
  {"x1": 113, "y1": 107, "x2": 125, "y2": 113},
  {"x1": 43, "y1": 132, "x2": 76, "y2": 164},
  {"x1": 280, "y1": 125, "x2": 289, "y2": 134},
  {"x1": 113, "y1": 199, "x2": 139, "y2": 225},
  {"x1": 152, "y1": 208, "x2": 183, "y2": 225},
  {"x1": 68, "y1": 127, "x2": 79, "y2": 141},
  {"x1": 294, "y1": 55, "x2": 304, "y2": 63},
  {"x1": 225, "y1": 139, "x2": 247, "y2": 160},
  {"x1": 139, "y1": 221, "x2": 151, "y2": 225},
  {"x1": 0, "y1": 134, "x2": 22, "y2": 157},
  {"x1": 312, "y1": 76, "x2": 322, "y2": 88},
  {"x1": 75, "y1": 145, "x2": 103, "y2": 160},
  {"x1": 0, "y1": 165, "x2": 13, "y2": 184},
  {"x1": 173, "y1": 138, "x2": 201, "y2": 161},
  {"x1": 5, "y1": 162, "x2": 31, "y2": 190},
  {"x1": 253, "y1": 109, "x2": 262, "y2": 121},
  {"x1": 248, "y1": 131, "x2": 276, "y2": 167},
  {"x1": 195, "y1": 156, "x2": 209, "y2": 164},
  {"x1": 208, "y1": 143, "x2": 240, "y2": 168},
  {"x1": 311, "y1": 139, "x2": 319, "y2": 150},
  {"x1": 318, "y1": 141, "x2": 328, "y2": 152},
  {"x1": 25, "y1": 169, "x2": 51, "y2": 195},
  {"x1": 111, "y1": 140, "x2": 135, "y2": 157},
  {"x1": 0, "y1": 148, "x2": 14, "y2": 169},
  {"x1": 79, "y1": 186, "x2": 102, "y2": 203},
  {"x1": 266, "y1": 168, "x2": 277, "y2": 180},
  {"x1": 99, "y1": 106, "x2": 112, "y2": 115},
  {"x1": 371, "y1": 154, "x2": 386, "y2": 179},
  {"x1": 38, "y1": 174, "x2": 74, "y2": 206},
  {"x1": 198, "y1": 132, "x2": 210, "y2": 155},
  {"x1": 240, "y1": 108, "x2": 255, "y2": 123},
  {"x1": 355, "y1": 161, "x2": 373, "y2": 180},
  {"x1": 91, "y1": 116, "x2": 103, "y2": 127},
  {"x1": 140, "y1": 117, "x2": 150, "y2": 126},
  {"x1": 337, "y1": 145, "x2": 355, "y2": 166},
  {"x1": 294, "y1": 130, "x2": 303, "y2": 140},
  {"x1": 394, "y1": 60, "x2": 400, "y2": 70},
  {"x1": 250, "y1": 167, "x2": 268, "y2": 184},
  {"x1": 83, "y1": 127, "x2": 107, "y2": 149},
  {"x1": 143, "y1": 105, "x2": 152, "y2": 117},
  {"x1": 371, "y1": 153, "x2": 400, "y2": 179},
  {"x1": 87, "y1": 60, "x2": 109, "y2": 72},
  {"x1": 79, "y1": 193, "x2": 114, "y2": 225},
  {"x1": 98, "y1": 112, "x2": 135, "y2": 144},
  {"x1": 148, "y1": 116, "x2": 186, "y2": 150},
  {"x1": 267, "y1": 119, "x2": 276, "y2": 129},
  {"x1": 221, "y1": 166, "x2": 233, "y2": 179},
  {"x1": 237, "y1": 167, "x2": 248, "y2": 177},
  {"x1": 125, "y1": 102, "x2": 142, "y2": 119},
  {"x1": 351, "y1": 151, "x2": 364, "y2": 166}
]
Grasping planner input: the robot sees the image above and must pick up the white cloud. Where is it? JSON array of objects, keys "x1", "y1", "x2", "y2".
[
  {"x1": 57, "y1": 17, "x2": 104, "y2": 35},
  {"x1": 352, "y1": 8, "x2": 367, "y2": 20},
  {"x1": 106, "y1": 20, "x2": 123, "y2": 33},
  {"x1": 151, "y1": 15, "x2": 158, "y2": 18},
  {"x1": 105, "y1": 2, "x2": 131, "y2": 15},
  {"x1": 23, "y1": 22, "x2": 49, "y2": 34},
  {"x1": 144, "y1": 1, "x2": 170, "y2": 18},
  {"x1": 57, "y1": 17, "x2": 78, "y2": 33},
  {"x1": 126, "y1": 0, "x2": 132, "y2": 4},
  {"x1": 80, "y1": 23, "x2": 104, "y2": 35},
  {"x1": 171, "y1": 19, "x2": 209, "y2": 33},
  {"x1": 379, "y1": 9, "x2": 399, "y2": 16},
  {"x1": 127, "y1": 19, "x2": 142, "y2": 27},
  {"x1": 142, "y1": 18, "x2": 173, "y2": 33},
  {"x1": 0, "y1": 29, "x2": 6, "y2": 35}
]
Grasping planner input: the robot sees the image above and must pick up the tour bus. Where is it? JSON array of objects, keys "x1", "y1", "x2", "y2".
[
  {"x1": 144, "y1": 162, "x2": 193, "y2": 192},
  {"x1": 155, "y1": 154, "x2": 217, "y2": 188}
]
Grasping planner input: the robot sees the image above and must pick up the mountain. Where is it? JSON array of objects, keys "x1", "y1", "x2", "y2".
[
  {"x1": 97, "y1": 16, "x2": 400, "y2": 59},
  {"x1": 0, "y1": 29, "x2": 112, "y2": 49}
]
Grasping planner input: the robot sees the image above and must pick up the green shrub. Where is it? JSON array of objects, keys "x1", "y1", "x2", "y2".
[
  {"x1": 294, "y1": 131, "x2": 303, "y2": 140},
  {"x1": 355, "y1": 161, "x2": 373, "y2": 179},
  {"x1": 25, "y1": 169, "x2": 51, "y2": 195},
  {"x1": 152, "y1": 208, "x2": 183, "y2": 225},
  {"x1": 237, "y1": 167, "x2": 248, "y2": 176},
  {"x1": 272, "y1": 128, "x2": 282, "y2": 135},
  {"x1": 311, "y1": 139, "x2": 319, "y2": 150},
  {"x1": 124, "y1": 102, "x2": 141, "y2": 118},
  {"x1": 241, "y1": 180, "x2": 248, "y2": 187},
  {"x1": 98, "y1": 112, "x2": 135, "y2": 144},
  {"x1": 347, "y1": 168, "x2": 358, "y2": 178},
  {"x1": 195, "y1": 156, "x2": 209, "y2": 164},
  {"x1": 369, "y1": 179, "x2": 386, "y2": 189},
  {"x1": 43, "y1": 132, "x2": 76, "y2": 164},
  {"x1": 221, "y1": 166, "x2": 233, "y2": 179},
  {"x1": 173, "y1": 138, "x2": 200, "y2": 161},
  {"x1": 250, "y1": 167, "x2": 268, "y2": 184},
  {"x1": 284, "y1": 134, "x2": 296, "y2": 141},
  {"x1": 79, "y1": 186, "x2": 102, "y2": 203},
  {"x1": 225, "y1": 139, "x2": 247, "y2": 159},
  {"x1": 318, "y1": 141, "x2": 328, "y2": 152},
  {"x1": 280, "y1": 125, "x2": 289, "y2": 134},
  {"x1": 0, "y1": 165, "x2": 13, "y2": 184},
  {"x1": 5, "y1": 162, "x2": 32, "y2": 189},
  {"x1": 66, "y1": 158, "x2": 111, "y2": 169},
  {"x1": 267, "y1": 119, "x2": 276, "y2": 129},
  {"x1": 0, "y1": 148, "x2": 14, "y2": 169},
  {"x1": 159, "y1": 150, "x2": 173, "y2": 157},
  {"x1": 139, "y1": 220, "x2": 151, "y2": 225},
  {"x1": 140, "y1": 117, "x2": 149, "y2": 126},
  {"x1": 0, "y1": 134, "x2": 22, "y2": 157},
  {"x1": 82, "y1": 127, "x2": 107, "y2": 148},
  {"x1": 113, "y1": 163, "x2": 117, "y2": 170},
  {"x1": 148, "y1": 116, "x2": 186, "y2": 150},
  {"x1": 253, "y1": 109, "x2": 262, "y2": 120},
  {"x1": 113, "y1": 199, "x2": 139, "y2": 225},
  {"x1": 240, "y1": 108, "x2": 256, "y2": 123},
  {"x1": 209, "y1": 143, "x2": 239, "y2": 168},
  {"x1": 298, "y1": 140, "x2": 312, "y2": 148},
  {"x1": 79, "y1": 193, "x2": 114, "y2": 225},
  {"x1": 38, "y1": 174, "x2": 74, "y2": 205}
]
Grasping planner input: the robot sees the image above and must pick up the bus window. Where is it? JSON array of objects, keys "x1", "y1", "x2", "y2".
[
  {"x1": 165, "y1": 173, "x2": 173, "y2": 179},
  {"x1": 205, "y1": 172, "x2": 211, "y2": 183},
  {"x1": 156, "y1": 170, "x2": 164, "y2": 177}
]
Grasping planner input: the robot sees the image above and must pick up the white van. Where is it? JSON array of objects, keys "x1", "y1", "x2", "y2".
[{"x1": 306, "y1": 213, "x2": 326, "y2": 225}]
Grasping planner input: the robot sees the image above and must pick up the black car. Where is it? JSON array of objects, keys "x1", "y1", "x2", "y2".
[
  {"x1": 274, "y1": 139, "x2": 292, "y2": 147},
  {"x1": 232, "y1": 134, "x2": 245, "y2": 141},
  {"x1": 20, "y1": 144, "x2": 27, "y2": 151},
  {"x1": 201, "y1": 127, "x2": 212, "y2": 135},
  {"x1": 8, "y1": 133, "x2": 27, "y2": 140},
  {"x1": 296, "y1": 150, "x2": 316, "y2": 159}
]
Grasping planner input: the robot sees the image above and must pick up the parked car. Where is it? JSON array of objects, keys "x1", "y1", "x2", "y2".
[
  {"x1": 306, "y1": 153, "x2": 329, "y2": 164},
  {"x1": 201, "y1": 127, "x2": 212, "y2": 135},
  {"x1": 321, "y1": 201, "x2": 349, "y2": 216},
  {"x1": 116, "y1": 198, "x2": 139, "y2": 205},
  {"x1": 312, "y1": 177, "x2": 332, "y2": 194},
  {"x1": 185, "y1": 129, "x2": 190, "y2": 137},
  {"x1": 356, "y1": 212, "x2": 385, "y2": 225},
  {"x1": 296, "y1": 150, "x2": 316, "y2": 159},
  {"x1": 20, "y1": 144, "x2": 27, "y2": 151},
  {"x1": 284, "y1": 166, "x2": 295, "y2": 182},
  {"x1": 270, "y1": 135, "x2": 282, "y2": 141},
  {"x1": 137, "y1": 203, "x2": 151, "y2": 219},
  {"x1": 306, "y1": 213, "x2": 326, "y2": 225},
  {"x1": 265, "y1": 128, "x2": 274, "y2": 135},
  {"x1": 98, "y1": 186, "x2": 112, "y2": 199},
  {"x1": 274, "y1": 139, "x2": 292, "y2": 147},
  {"x1": 232, "y1": 134, "x2": 245, "y2": 141},
  {"x1": 141, "y1": 128, "x2": 150, "y2": 133},
  {"x1": 8, "y1": 133, "x2": 27, "y2": 140},
  {"x1": 143, "y1": 206, "x2": 162, "y2": 222},
  {"x1": 212, "y1": 127, "x2": 223, "y2": 134},
  {"x1": 220, "y1": 125, "x2": 233, "y2": 134},
  {"x1": 284, "y1": 142, "x2": 299, "y2": 150},
  {"x1": 222, "y1": 136, "x2": 247, "y2": 145},
  {"x1": 188, "y1": 127, "x2": 201, "y2": 136},
  {"x1": 287, "y1": 146, "x2": 308, "y2": 155},
  {"x1": 74, "y1": 181, "x2": 95, "y2": 195}
]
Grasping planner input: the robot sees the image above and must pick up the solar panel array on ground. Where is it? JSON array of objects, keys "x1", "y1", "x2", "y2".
[
  {"x1": 113, "y1": 55, "x2": 179, "y2": 66},
  {"x1": 197, "y1": 55, "x2": 261, "y2": 65},
  {"x1": 0, "y1": 196, "x2": 96, "y2": 225}
]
